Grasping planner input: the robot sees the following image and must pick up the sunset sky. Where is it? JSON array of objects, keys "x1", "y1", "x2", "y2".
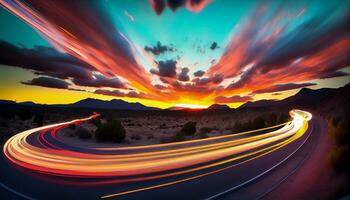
[{"x1": 0, "y1": 0, "x2": 349, "y2": 109}]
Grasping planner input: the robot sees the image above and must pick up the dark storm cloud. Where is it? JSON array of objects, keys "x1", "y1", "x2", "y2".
[
  {"x1": 191, "y1": 73, "x2": 223, "y2": 86},
  {"x1": 0, "y1": 41, "x2": 127, "y2": 89},
  {"x1": 178, "y1": 67, "x2": 190, "y2": 82},
  {"x1": 252, "y1": 83, "x2": 317, "y2": 94},
  {"x1": 154, "y1": 84, "x2": 167, "y2": 90},
  {"x1": 193, "y1": 70, "x2": 205, "y2": 77},
  {"x1": 145, "y1": 41, "x2": 174, "y2": 56},
  {"x1": 22, "y1": 77, "x2": 70, "y2": 89},
  {"x1": 151, "y1": 59, "x2": 177, "y2": 78},
  {"x1": 72, "y1": 75, "x2": 126, "y2": 89},
  {"x1": 319, "y1": 71, "x2": 349, "y2": 79},
  {"x1": 210, "y1": 42, "x2": 218, "y2": 50},
  {"x1": 214, "y1": 95, "x2": 253, "y2": 104},
  {"x1": 0, "y1": 41, "x2": 93, "y2": 79}
]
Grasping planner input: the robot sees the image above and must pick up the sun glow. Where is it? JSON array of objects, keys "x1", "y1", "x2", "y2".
[{"x1": 175, "y1": 104, "x2": 208, "y2": 109}]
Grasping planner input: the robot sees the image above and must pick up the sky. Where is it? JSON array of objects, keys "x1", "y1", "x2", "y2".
[{"x1": 0, "y1": 0, "x2": 349, "y2": 109}]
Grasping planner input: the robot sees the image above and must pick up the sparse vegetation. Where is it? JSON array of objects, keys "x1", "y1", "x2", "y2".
[
  {"x1": 174, "y1": 131, "x2": 185, "y2": 142},
  {"x1": 328, "y1": 117, "x2": 350, "y2": 174},
  {"x1": 232, "y1": 113, "x2": 290, "y2": 133},
  {"x1": 95, "y1": 118, "x2": 126, "y2": 143},
  {"x1": 181, "y1": 121, "x2": 197, "y2": 135}
]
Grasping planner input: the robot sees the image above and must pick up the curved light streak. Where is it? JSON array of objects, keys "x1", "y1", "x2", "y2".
[{"x1": 3, "y1": 110, "x2": 312, "y2": 183}]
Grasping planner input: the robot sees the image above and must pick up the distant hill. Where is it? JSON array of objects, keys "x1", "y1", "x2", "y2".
[
  {"x1": 207, "y1": 104, "x2": 231, "y2": 110},
  {"x1": 0, "y1": 98, "x2": 160, "y2": 110},
  {"x1": 0, "y1": 84, "x2": 349, "y2": 114},
  {"x1": 240, "y1": 83, "x2": 350, "y2": 117},
  {"x1": 67, "y1": 98, "x2": 159, "y2": 110}
]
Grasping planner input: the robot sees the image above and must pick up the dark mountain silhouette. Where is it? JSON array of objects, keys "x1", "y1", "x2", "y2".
[
  {"x1": 67, "y1": 98, "x2": 159, "y2": 110},
  {"x1": 0, "y1": 98, "x2": 159, "y2": 110},
  {"x1": 208, "y1": 104, "x2": 231, "y2": 110},
  {"x1": 0, "y1": 84, "x2": 348, "y2": 113},
  {"x1": 241, "y1": 86, "x2": 338, "y2": 110}
]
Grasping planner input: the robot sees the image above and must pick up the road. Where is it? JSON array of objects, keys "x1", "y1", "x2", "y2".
[{"x1": 0, "y1": 110, "x2": 322, "y2": 200}]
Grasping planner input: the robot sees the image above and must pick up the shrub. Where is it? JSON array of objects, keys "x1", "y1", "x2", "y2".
[
  {"x1": 76, "y1": 127, "x2": 91, "y2": 139},
  {"x1": 328, "y1": 117, "x2": 350, "y2": 174},
  {"x1": 174, "y1": 131, "x2": 185, "y2": 141},
  {"x1": 181, "y1": 121, "x2": 197, "y2": 135},
  {"x1": 95, "y1": 118, "x2": 126, "y2": 143}
]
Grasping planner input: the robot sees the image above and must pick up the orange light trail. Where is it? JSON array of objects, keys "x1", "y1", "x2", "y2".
[{"x1": 2, "y1": 110, "x2": 312, "y2": 197}]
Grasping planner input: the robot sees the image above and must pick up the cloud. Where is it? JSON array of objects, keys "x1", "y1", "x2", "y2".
[
  {"x1": 0, "y1": 41, "x2": 128, "y2": 90},
  {"x1": 22, "y1": 77, "x2": 70, "y2": 89},
  {"x1": 178, "y1": 67, "x2": 190, "y2": 82},
  {"x1": 193, "y1": 70, "x2": 205, "y2": 77},
  {"x1": 154, "y1": 84, "x2": 167, "y2": 90},
  {"x1": 94, "y1": 89, "x2": 145, "y2": 98},
  {"x1": 0, "y1": 41, "x2": 93, "y2": 80},
  {"x1": 72, "y1": 74, "x2": 126, "y2": 89},
  {"x1": 149, "y1": 0, "x2": 211, "y2": 15},
  {"x1": 252, "y1": 83, "x2": 317, "y2": 94},
  {"x1": 145, "y1": 41, "x2": 174, "y2": 56},
  {"x1": 151, "y1": 59, "x2": 177, "y2": 78},
  {"x1": 319, "y1": 71, "x2": 349, "y2": 79},
  {"x1": 210, "y1": 42, "x2": 218, "y2": 50},
  {"x1": 214, "y1": 95, "x2": 253, "y2": 104}
]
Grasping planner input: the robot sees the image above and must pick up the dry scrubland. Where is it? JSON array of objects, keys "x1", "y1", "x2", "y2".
[{"x1": 0, "y1": 105, "x2": 290, "y2": 146}]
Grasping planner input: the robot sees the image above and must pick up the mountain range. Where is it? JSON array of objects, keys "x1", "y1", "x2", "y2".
[{"x1": 0, "y1": 83, "x2": 349, "y2": 114}]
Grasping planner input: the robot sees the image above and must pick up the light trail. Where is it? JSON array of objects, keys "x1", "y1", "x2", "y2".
[{"x1": 2, "y1": 110, "x2": 312, "y2": 193}]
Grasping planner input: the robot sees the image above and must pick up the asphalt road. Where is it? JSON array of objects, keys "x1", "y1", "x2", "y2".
[{"x1": 0, "y1": 112, "x2": 322, "y2": 200}]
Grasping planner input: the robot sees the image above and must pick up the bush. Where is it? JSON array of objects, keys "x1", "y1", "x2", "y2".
[
  {"x1": 328, "y1": 118, "x2": 350, "y2": 174},
  {"x1": 95, "y1": 118, "x2": 126, "y2": 143},
  {"x1": 174, "y1": 131, "x2": 185, "y2": 141},
  {"x1": 75, "y1": 127, "x2": 91, "y2": 139},
  {"x1": 181, "y1": 121, "x2": 197, "y2": 135}
]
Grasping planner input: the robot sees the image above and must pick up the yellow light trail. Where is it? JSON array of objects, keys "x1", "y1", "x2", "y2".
[{"x1": 2, "y1": 110, "x2": 312, "y2": 195}]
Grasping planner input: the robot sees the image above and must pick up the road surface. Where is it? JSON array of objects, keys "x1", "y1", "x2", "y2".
[{"x1": 0, "y1": 110, "x2": 323, "y2": 200}]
